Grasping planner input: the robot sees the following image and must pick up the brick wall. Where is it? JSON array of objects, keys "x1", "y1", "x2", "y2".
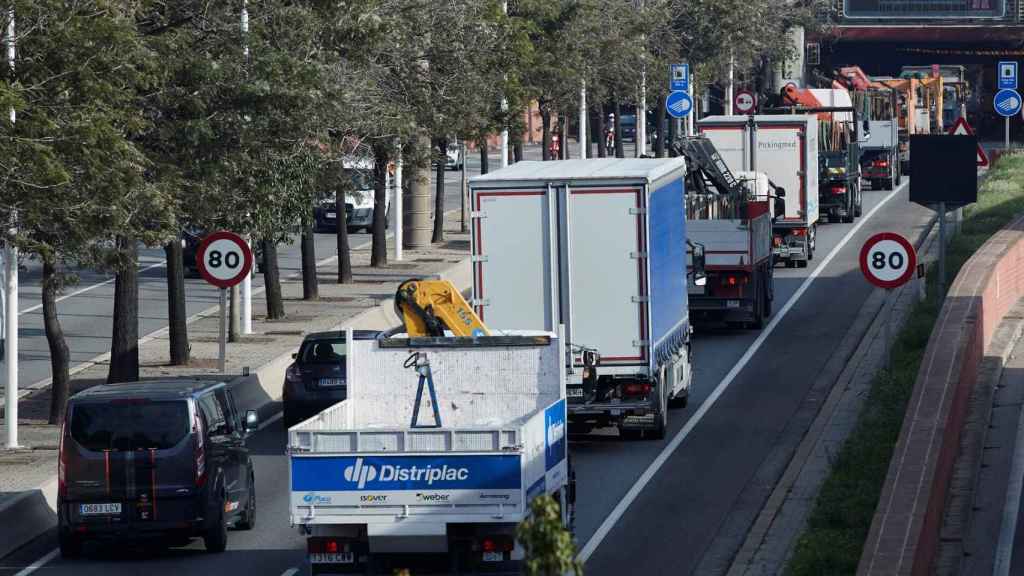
[{"x1": 858, "y1": 213, "x2": 1024, "y2": 576}]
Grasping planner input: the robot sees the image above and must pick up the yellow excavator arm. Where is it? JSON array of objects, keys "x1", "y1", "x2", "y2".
[{"x1": 394, "y1": 279, "x2": 491, "y2": 337}]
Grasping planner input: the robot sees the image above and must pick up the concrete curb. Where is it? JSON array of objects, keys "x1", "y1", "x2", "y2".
[
  {"x1": 0, "y1": 257, "x2": 471, "y2": 561},
  {"x1": 0, "y1": 477, "x2": 58, "y2": 560}
]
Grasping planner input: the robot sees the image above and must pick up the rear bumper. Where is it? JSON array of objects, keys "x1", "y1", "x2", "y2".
[
  {"x1": 689, "y1": 297, "x2": 756, "y2": 322},
  {"x1": 568, "y1": 400, "x2": 660, "y2": 430}
]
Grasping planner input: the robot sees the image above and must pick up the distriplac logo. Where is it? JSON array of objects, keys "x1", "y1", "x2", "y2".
[{"x1": 343, "y1": 458, "x2": 470, "y2": 489}]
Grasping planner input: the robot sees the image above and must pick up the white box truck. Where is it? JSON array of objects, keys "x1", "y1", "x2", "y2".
[
  {"x1": 699, "y1": 115, "x2": 820, "y2": 268},
  {"x1": 288, "y1": 329, "x2": 572, "y2": 575},
  {"x1": 469, "y1": 158, "x2": 698, "y2": 439}
]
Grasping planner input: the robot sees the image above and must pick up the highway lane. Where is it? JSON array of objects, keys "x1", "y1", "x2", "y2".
[
  {"x1": 579, "y1": 181, "x2": 934, "y2": 575},
  {"x1": 0, "y1": 166, "x2": 471, "y2": 394},
  {"x1": 1, "y1": 179, "x2": 936, "y2": 576}
]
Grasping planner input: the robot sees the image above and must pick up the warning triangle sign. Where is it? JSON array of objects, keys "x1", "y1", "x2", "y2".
[{"x1": 948, "y1": 117, "x2": 989, "y2": 167}]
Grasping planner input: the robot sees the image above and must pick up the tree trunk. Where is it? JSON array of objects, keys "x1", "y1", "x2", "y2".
[
  {"x1": 371, "y1": 142, "x2": 390, "y2": 266},
  {"x1": 432, "y1": 137, "x2": 447, "y2": 243},
  {"x1": 614, "y1": 102, "x2": 625, "y2": 158},
  {"x1": 655, "y1": 95, "x2": 667, "y2": 158},
  {"x1": 300, "y1": 217, "x2": 318, "y2": 300},
  {"x1": 164, "y1": 235, "x2": 189, "y2": 365},
  {"x1": 107, "y1": 237, "x2": 139, "y2": 384},
  {"x1": 43, "y1": 257, "x2": 70, "y2": 424},
  {"x1": 596, "y1": 105, "x2": 607, "y2": 158},
  {"x1": 336, "y1": 190, "x2": 353, "y2": 283},
  {"x1": 262, "y1": 239, "x2": 285, "y2": 320},
  {"x1": 513, "y1": 139, "x2": 523, "y2": 162},
  {"x1": 478, "y1": 136, "x2": 489, "y2": 175},
  {"x1": 541, "y1": 106, "x2": 552, "y2": 161}
]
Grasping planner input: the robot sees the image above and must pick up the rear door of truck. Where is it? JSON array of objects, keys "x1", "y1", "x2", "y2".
[{"x1": 564, "y1": 182, "x2": 647, "y2": 368}]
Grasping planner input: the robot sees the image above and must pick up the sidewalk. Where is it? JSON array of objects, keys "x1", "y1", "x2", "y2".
[{"x1": 0, "y1": 220, "x2": 471, "y2": 559}]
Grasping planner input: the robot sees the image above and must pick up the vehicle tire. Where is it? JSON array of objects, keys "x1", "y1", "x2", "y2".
[
  {"x1": 749, "y1": 285, "x2": 765, "y2": 330},
  {"x1": 59, "y1": 531, "x2": 83, "y2": 559},
  {"x1": 842, "y1": 210, "x2": 854, "y2": 223},
  {"x1": 204, "y1": 494, "x2": 229, "y2": 553},
  {"x1": 855, "y1": 192, "x2": 863, "y2": 217},
  {"x1": 786, "y1": 259, "x2": 796, "y2": 269},
  {"x1": 668, "y1": 391, "x2": 689, "y2": 409},
  {"x1": 649, "y1": 415, "x2": 667, "y2": 441},
  {"x1": 237, "y1": 475, "x2": 255, "y2": 530},
  {"x1": 896, "y1": 170, "x2": 902, "y2": 186}
]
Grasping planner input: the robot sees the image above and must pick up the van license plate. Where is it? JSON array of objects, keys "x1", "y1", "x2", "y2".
[
  {"x1": 483, "y1": 551, "x2": 504, "y2": 562},
  {"x1": 310, "y1": 552, "x2": 354, "y2": 564},
  {"x1": 80, "y1": 503, "x2": 121, "y2": 515}
]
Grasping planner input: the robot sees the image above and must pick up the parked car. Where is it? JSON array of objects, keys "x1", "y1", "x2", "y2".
[
  {"x1": 431, "y1": 141, "x2": 463, "y2": 171},
  {"x1": 282, "y1": 330, "x2": 381, "y2": 428},
  {"x1": 182, "y1": 226, "x2": 205, "y2": 278},
  {"x1": 57, "y1": 379, "x2": 258, "y2": 557},
  {"x1": 313, "y1": 165, "x2": 384, "y2": 234}
]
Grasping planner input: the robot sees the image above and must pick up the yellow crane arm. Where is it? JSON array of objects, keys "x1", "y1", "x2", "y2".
[{"x1": 394, "y1": 279, "x2": 491, "y2": 337}]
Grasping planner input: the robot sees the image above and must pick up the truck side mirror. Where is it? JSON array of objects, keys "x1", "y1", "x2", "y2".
[{"x1": 691, "y1": 244, "x2": 707, "y2": 287}]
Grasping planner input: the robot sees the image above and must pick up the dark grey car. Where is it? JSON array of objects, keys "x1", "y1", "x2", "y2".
[
  {"x1": 57, "y1": 380, "x2": 258, "y2": 557},
  {"x1": 282, "y1": 330, "x2": 381, "y2": 428}
]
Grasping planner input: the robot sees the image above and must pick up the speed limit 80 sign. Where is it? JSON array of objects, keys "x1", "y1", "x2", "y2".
[
  {"x1": 860, "y1": 232, "x2": 917, "y2": 289},
  {"x1": 196, "y1": 231, "x2": 253, "y2": 289}
]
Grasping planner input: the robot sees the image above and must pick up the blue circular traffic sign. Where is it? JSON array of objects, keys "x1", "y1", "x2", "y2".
[
  {"x1": 666, "y1": 91, "x2": 693, "y2": 119},
  {"x1": 994, "y1": 89, "x2": 1022, "y2": 117}
]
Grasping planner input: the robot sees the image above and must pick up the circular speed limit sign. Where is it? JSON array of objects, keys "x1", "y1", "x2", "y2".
[
  {"x1": 196, "y1": 231, "x2": 253, "y2": 289},
  {"x1": 859, "y1": 232, "x2": 916, "y2": 289}
]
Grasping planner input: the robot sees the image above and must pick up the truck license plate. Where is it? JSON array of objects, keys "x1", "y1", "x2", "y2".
[
  {"x1": 326, "y1": 212, "x2": 336, "y2": 219},
  {"x1": 726, "y1": 300, "x2": 740, "y2": 309},
  {"x1": 310, "y1": 552, "x2": 354, "y2": 564},
  {"x1": 567, "y1": 387, "x2": 584, "y2": 398},
  {"x1": 80, "y1": 503, "x2": 121, "y2": 515},
  {"x1": 483, "y1": 551, "x2": 504, "y2": 562}
]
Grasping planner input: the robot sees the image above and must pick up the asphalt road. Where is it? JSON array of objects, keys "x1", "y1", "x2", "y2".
[
  {"x1": 0, "y1": 177, "x2": 939, "y2": 576},
  {"x1": 0, "y1": 160, "x2": 477, "y2": 395}
]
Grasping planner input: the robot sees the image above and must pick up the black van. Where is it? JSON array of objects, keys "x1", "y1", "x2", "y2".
[{"x1": 57, "y1": 380, "x2": 258, "y2": 557}]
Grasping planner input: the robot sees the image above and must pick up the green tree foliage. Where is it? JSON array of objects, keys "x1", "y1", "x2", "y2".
[{"x1": 517, "y1": 494, "x2": 582, "y2": 576}]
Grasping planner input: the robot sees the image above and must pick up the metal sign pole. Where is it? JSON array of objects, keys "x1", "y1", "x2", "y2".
[
  {"x1": 885, "y1": 288, "x2": 892, "y2": 374},
  {"x1": 218, "y1": 288, "x2": 227, "y2": 373},
  {"x1": 5, "y1": 12, "x2": 17, "y2": 449},
  {"x1": 938, "y1": 201, "x2": 947, "y2": 298},
  {"x1": 1007, "y1": 116, "x2": 1011, "y2": 151}
]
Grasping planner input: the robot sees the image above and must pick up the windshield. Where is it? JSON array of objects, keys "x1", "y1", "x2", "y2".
[
  {"x1": 299, "y1": 340, "x2": 348, "y2": 366},
  {"x1": 345, "y1": 169, "x2": 373, "y2": 190},
  {"x1": 70, "y1": 401, "x2": 189, "y2": 451}
]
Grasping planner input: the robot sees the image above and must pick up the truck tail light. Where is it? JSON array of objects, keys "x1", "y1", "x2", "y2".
[
  {"x1": 622, "y1": 382, "x2": 652, "y2": 397},
  {"x1": 830, "y1": 185, "x2": 847, "y2": 195},
  {"x1": 872, "y1": 159, "x2": 889, "y2": 168},
  {"x1": 308, "y1": 537, "x2": 351, "y2": 554},
  {"x1": 720, "y1": 273, "x2": 749, "y2": 286},
  {"x1": 792, "y1": 228, "x2": 808, "y2": 237},
  {"x1": 478, "y1": 535, "x2": 515, "y2": 552}
]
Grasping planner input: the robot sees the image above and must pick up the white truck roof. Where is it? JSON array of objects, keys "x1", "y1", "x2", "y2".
[{"x1": 470, "y1": 158, "x2": 687, "y2": 186}]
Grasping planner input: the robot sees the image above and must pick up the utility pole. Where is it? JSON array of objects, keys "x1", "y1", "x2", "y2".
[
  {"x1": 726, "y1": 52, "x2": 735, "y2": 115},
  {"x1": 579, "y1": 83, "x2": 588, "y2": 159},
  {"x1": 500, "y1": 1, "x2": 509, "y2": 168},
  {"x1": 636, "y1": 0, "x2": 646, "y2": 158},
  {"x1": 687, "y1": 69, "x2": 695, "y2": 136},
  {"x1": 5, "y1": 10, "x2": 18, "y2": 448},
  {"x1": 392, "y1": 140, "x2": 403, "y2": 261},
  {"x1": 240, "y1": 0, "x2": 253, "y2": 334}
]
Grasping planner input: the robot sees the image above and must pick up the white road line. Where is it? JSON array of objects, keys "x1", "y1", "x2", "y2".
[
  {"x1": 994, "y1": 397, "x2": 1024, "y2": 575},
  {"x1": 257, "y1": 410, "x2": 284, "y2": 432},
  {"x1": 280, "y1": 568, "x2": 299, "y2": 576},
  {"x1": 18, "y1": 261, "x2": 168, "y2": 316},
  {"x1": 576, "y1": 183, "x2": 905, "y2": 563},
  {"x1": 12, "y1": 548, "x2": 58, "y2": 576}
]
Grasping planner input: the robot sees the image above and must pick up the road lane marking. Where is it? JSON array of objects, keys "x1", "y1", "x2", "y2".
[
  {"x1": 17, "y1": 261, "x2": 168, "y2": 316},
  {"x1": 280, "y1": 568, "x2": 299, "y2": 576},
  {"x1": 12, "y1": 548, "x2": 57, "y2": 576},
  {"x1": 258, "y1": 410, "x2": 284, "y2": 432},
  {"x1": 576, "y1": 182, "x2": 905, "y2": 563}
]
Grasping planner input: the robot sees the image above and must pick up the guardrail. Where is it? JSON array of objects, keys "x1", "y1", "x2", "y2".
[{"x1": 857, "y1": 213, "x2": 1024, "y2": 575}]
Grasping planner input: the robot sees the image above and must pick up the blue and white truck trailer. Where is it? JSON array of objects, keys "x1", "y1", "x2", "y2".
[
  {"x1": 288, "y1": 328, "x2": 571, "y2": 574},
  {"x1": 469, "y1": 158, "x2": 699, "y2": 440}
]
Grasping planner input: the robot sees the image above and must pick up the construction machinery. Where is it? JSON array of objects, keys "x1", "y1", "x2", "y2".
[
  {"x1": 393, "y1": 279, "x2": 490, "y2": 338},
  {"x1": 672, "y1": 136, "x2": 776, "y2": 328}
]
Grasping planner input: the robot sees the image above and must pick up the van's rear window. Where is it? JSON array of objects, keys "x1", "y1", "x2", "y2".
[{"x1": 70, "y1": 401, "x2": 189, "y2": 451}]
